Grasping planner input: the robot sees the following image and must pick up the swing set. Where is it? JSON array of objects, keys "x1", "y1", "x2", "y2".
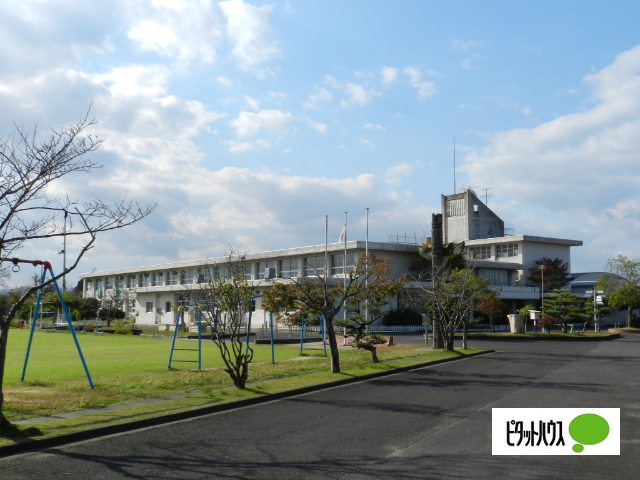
[{"x1": 1, "y1": 257, "x2": 94, "y2": 389}]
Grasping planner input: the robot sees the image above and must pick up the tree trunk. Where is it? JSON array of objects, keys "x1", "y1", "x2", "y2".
[
  {"x1": 491, "y1": 319, "x2": 495, "y2": 333},
  {"x1": 432, "y1": 315, "x2": 444, "y2": 349},
  {"x1": 627, "y1": 307, "x2": 632, "y2": 328},
  {"x1": 366, "y1": 346, "x2": 379, "y2": 363},
  {"x1": 0, "y1": 320, "x2": 10, "y2": 427},
  {"x1": 324, "y1": 317, "x2": 340, "y2": 373},
  {"x1": 462, "y1": 323, "x2": 468, "y2": 350}
]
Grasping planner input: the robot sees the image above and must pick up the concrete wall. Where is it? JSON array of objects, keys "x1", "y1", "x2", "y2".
[{"x1": 442, "y1": 190, "x2": 504, "y2": 242}]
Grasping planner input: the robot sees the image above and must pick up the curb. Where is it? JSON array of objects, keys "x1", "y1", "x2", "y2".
[
  {"x1": 0, "y1": 349, "x2": 493, "y2": 458},
  {"x1": 457, "y1": 333, "x2": 621, "y2": 341}
]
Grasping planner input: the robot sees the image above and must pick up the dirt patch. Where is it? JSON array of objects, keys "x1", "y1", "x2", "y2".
[{"x1": 4, "y1": 387, "x2": 51, "y2": 395}]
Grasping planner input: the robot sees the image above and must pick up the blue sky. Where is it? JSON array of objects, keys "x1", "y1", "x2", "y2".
[{"x1": 1, "y1": 0, "x2": 640, "y2": 286}]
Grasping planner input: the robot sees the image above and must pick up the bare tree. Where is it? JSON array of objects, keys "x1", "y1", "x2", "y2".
[
  {"x1": 0, "y1": 110, "x2": 156, "y2": 427},
  {"x1": 186, "y1": 251, "x2": 256, "y2": 389}
]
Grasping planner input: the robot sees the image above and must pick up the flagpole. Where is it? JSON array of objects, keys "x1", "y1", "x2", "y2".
[
  {"x1": 344, "y1": 211, "x2": 347, "y2": 321},
  {"x1": 365, "y1": 207, "x2": 369, "y2": 322},
  {"x1": 325, "y1": 215, "x2": 328, "y2": 282}
]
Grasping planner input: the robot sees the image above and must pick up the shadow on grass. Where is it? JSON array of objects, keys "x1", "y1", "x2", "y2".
[{"x1": 0, "y1": 422, "x2": 44, "y2": 443}]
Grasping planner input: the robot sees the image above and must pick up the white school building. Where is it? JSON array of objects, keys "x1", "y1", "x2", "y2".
[{"x1": 78, "y1": 189, "x2": 583, "y2": 326}]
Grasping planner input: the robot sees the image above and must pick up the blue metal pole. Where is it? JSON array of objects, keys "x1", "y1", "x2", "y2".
[
  {"x1": 198, "y1": 311, "x2": 201, "y2": 371},
  {"x1": 167, "y1": 311, "x2": 180, "y2": 369},
  {"x1": 299, "y1": 314, "x2": 305, "y2": 354},
  {"x1": 270, "y1": 311, "x2": 274, "y2": 364},
  {"x1": 21, "y1": 269, "x2": 46, "y2": 382},
  {"x1": 49, "y1": 268, "x2": 94, "y2": 389},
  {"x1": 321, "y1": 315, "x2": 327, "y2": 356},
  {"x1": 245, "y1": 298, "x2": 253, "y2": 359}
]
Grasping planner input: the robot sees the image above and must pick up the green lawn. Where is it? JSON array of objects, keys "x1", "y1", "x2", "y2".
[{"x1": 1, "y1": 328, "x2": 480, "y2": 439}]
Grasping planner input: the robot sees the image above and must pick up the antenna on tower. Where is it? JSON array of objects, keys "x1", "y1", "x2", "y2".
[
  {"x1": 482, "y1": 187, "x2": 493, "y2": 205},
  {"x1": 453, "y1": 136, "x2": 456, "y2": 194}
]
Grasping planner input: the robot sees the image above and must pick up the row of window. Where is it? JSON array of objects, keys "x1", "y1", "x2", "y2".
[
  {"x1": 86, "y1": 254, "x2": 357, "y2": 291},
  {"x1": 470, "y1": 243, "x2": 518, "y2": 260}
]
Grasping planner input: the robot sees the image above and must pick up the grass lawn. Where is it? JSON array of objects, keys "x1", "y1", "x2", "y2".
[{"x1": 1, "y1": 329, "x2": 483, "y2": 444}]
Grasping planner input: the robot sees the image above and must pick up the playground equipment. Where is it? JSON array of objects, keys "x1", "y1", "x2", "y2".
[
  {"x1": 1, "y1": 257, "x2": 95, "y2": 389},
  {"x1": 167, "y1": 308, "x2": 202, "y2": 370},
  {"x1": 167, "y1": 294, "x2": 265, "y2": 369}
]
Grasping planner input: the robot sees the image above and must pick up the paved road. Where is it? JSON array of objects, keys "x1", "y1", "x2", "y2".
[{"x1": 1, "y1": 336, "x2": 639, "y2": 479}]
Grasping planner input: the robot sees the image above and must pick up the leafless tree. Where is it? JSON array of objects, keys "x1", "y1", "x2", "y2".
[
  {"x1": 185, "y1": 250, "x2": 256, "y2": 389},
  {"x1": 0, "y1": 110, "x2": 156, "y2": 427}
]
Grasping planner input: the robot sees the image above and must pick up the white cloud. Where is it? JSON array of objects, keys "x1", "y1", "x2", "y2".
[
  {"x1": 219, "y1": 0, "x2": 279, "y2": 71},
  {"x1": 359, "y1": 138, "x2": 374, "y2": 148},
  {"x1": 451, "y1": 38, "x2": 480, "y2": 51},
  {"x1": 126, "y1": 1, "x2": 222, "y2": 64},
  {"x1": 323, "y1": 75, "x2": 340, "y2": 88},
  {"x1": 245, "y1": 95, "x2": 260, "y2": 111},
  {"x1": 216, "y1": 76, "x2": 232, "y2": 86},
  {"x1": 381, "y1": 66, "x2": 398, "y2": 85},
  {"x1": 303, "y1": 87, "x2": 332, "y2": 109},
  {"x1": 225, "y1": 139, "x2": 270, "y2": 153},
  {"x1": 364, "y1": 123, "x2": 384, "y2": 130},
  {"x1": 268, "y1": 91, "x2": 288, "y2": 99},
  {"x1": 384, "y1": 163, "x2": 414, "y2": 186},
  {"x1": 336, "y1": 144, "x2": 348, "y2": 151},
  {"x1": 403, "y1": 67, "x2": 436, "y2": 99},
  {"x1": 309, "y1": 121, "x2": 327, "y2": 133},
  {"x1": 340, "y1": 83, "x2": 381, "y2": 109},
  {"x1": 462, "y1": 44, "x2": 640, "y2": 264},
  {"x1": 230, "y1": 109, "x2": 293, "y2": 138},
  {"x1": 521, "y1": 106, "x2": 531, "y2": 115},
  {"x1": 282, "y1": 147, "x2": 291, "y2": 154}
]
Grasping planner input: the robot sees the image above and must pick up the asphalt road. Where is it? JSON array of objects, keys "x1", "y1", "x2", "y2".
[{"x1": 1, "y1": 335, "x2": 639, "y2": 480}]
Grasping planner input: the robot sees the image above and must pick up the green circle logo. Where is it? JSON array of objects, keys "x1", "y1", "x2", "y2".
[{"x1": 569, "y1": 414, "x2": 609, "y2": 453}]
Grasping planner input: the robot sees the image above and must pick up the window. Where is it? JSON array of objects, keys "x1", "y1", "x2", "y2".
[
  {"x1": 496, "y1": 243, "x2": 518, "y2": 258},
  {"x1": 197, "y1": 267, "x2": 211, "y2": 284},
  {"x1": 257, "y1": 261, "x2": 276, "y2": 279},
  {"x1": 305, "y1": 256, "x2": 325, "y2": 277},
  {"x1": 105, "y1": 277, "x2": 113, "y2": 290},
  {"x1": 145, "y1": 302, "x2": 153, "y2": 313},
  {"x1": 479, "y1": 268, "x2": 510, "y2": 286},
  {"x1": 127, "y1": 275, "x2": 137, "y2": 288},
  {"x1": 86, "y1": 279, "x2": 93, "y2": 290},
  {"x1": 140, "y1": 273, "x2": 150, "y2": 287},
  {"x1": 153, "y1": 272, "x2": 164, "y2": 286},
  {"x1": 471, "y1": 246, "x2": 492, "y2": 260},
  {"x1": 332, "y1": 254, "x2": 355, "y2": 276},
  {"x1": 116, "y1": 276, "x2": 124, "y2": 288},
  {"x1": 167, "y1": 271, "x2": 179, "y2": 285},
  {"x1": 181, "y1": 269, "x2": 194, "y2": 284},
  {"x1": 243, "y1": 264, "x2": 252, "y2": 281},
  {"x1": 128, "y1": 299, "x2": 136, "y2": 313},
  {"x1": 165, "y1": 302, "x2": 172, "y2": 313},
  {"x1": 95, "y1": 278, "x2": 103, "y2": 298},
  {"x1": 279, "y1": 259, "x2": 299, "y2": 278}
]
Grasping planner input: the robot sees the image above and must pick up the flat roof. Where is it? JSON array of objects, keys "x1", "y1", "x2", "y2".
[
  {"x1": 465, "y1": 235, "x2": 583, "y2": 247},
  {"x1": 78, "y1": 240, "x2": 419, "y2": 278}
]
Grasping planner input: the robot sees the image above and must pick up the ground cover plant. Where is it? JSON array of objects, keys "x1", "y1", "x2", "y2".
[{"x1": 0, "y1": 329, "x2": 477, "y2": 436}]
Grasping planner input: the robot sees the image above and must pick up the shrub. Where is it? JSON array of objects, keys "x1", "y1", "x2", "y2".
[
  {"x1": 98, "y1": 307, "x2": 126, "y2": 320},
  {"x1": 538, "y1": 315, "x2": 556, "y2": 334},
  {"x1": 83, "y1": 323, "x2": 95, "y2": 333},
  {"x1": 383, "y1": 308, "x2": 422, "y2": 326},
  {"x1": 114, "y1": 327, "x2": 132, "y2": 335}
]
